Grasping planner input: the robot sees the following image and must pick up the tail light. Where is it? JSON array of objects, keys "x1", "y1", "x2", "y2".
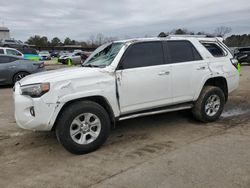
[
  {"x1": 230, "y1": 58, "x2": 238, "y2": 69},
  {"x1": 39, "y1": 62, "x2": 45, "y2": 68},
  {"x1": 33, "y1": 62, "x2": 44, "y2": 68}
]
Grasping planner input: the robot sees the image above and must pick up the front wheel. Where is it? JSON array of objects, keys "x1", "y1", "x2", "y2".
[
  {"x1": 55, "y1": 101, "x2": 111, "y2": 154},
  {"x1": 192, "y1": 86, "x2": 225, "y2": 122}
]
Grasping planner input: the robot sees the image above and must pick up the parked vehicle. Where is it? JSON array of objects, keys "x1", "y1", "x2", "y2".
[
  {"x1": 58, "y1": 51, "x2": 82, "y2": 65},
  {"x1": 234, "y1": 47, "x2": 250, "y2": 63},
  {"x1": 0, "y1": 39, "x2": 29, "y2": 48},
  {"x1": 81, "y1": 51, "x2": 92, "y2": 62},
  {"x1": 0, "y1": 47, "x2": 24, "y2": 57},
  {"x1": 58, "y1": 51, "x2": 70, "y2": 57},
  {"x1": 18, "y1": 48, "x2": 40, "y2": 61},
  {"x1": 49, "y1": 50, "x2": 60, "y2": 58},
  {"x1": 0, "y1": 54, "x2": 45, "y2": 85},
  {"x1": 39, "y1": 51, "x2": 51, "y2": 60},
  {"x1": 14, "y1": 36, "x2": 239, "y2": 154}
]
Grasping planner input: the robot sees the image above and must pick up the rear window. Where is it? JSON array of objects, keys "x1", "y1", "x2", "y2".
[
  {"x1": 0, "y1": 49, "x2": 4, "y2": 54},
  {"x1": 166, "y1": 41, "x2": 202, "y2": 63},
  {"x1": 202, "y1": 42, "x2": 225, "y2": 57}
]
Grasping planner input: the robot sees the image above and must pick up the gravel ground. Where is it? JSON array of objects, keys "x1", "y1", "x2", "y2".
[{"x1": 0, "y1": 65, "x2": 250, "y2": 188}]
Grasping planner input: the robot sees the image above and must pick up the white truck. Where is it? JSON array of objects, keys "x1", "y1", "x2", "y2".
[{"x1": 14, "y1": 36, "x2": 239, "y2": 154}]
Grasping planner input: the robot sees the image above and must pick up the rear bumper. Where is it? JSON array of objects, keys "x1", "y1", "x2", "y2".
[{"x1": 227, "y1": 72, "x2": 239, "y2": 93}]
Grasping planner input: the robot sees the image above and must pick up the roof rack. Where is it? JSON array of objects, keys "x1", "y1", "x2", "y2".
[{"x1": 167, "y1": 35, "x2": 207, "y2": 38}]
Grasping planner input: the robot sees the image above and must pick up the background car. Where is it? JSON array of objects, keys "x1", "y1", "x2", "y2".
[
  {"x1": 0, "y1": 39, "x2": 29, "y2": 48},
  {"x1": 39, "y1": 51, "x2": 51, "y2": 60},
  {"x1": 234, "y1": 47, "x2": 250, "y2": 63},
  {"x1": 49, "y1": 50, "x2": 60, "y2": 58},
  {"x1": 81, "y1": 51, "x2": 92, "y2": 62},
  {"x1": 18, "y1": 48, "x2": 41, "y2": 61},
  {"x1": 0, "y1": 54, "x2": 45, "y2": 85},
  {"x1": 58, "y1": 51, "x2": 82, "y2": 65},
  {"x1": 0, "y1": 47, "x2": 24, "y2": 57}
]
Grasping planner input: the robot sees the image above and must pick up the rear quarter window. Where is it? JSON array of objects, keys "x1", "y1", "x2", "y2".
[{"x1": 201, "y1": 42, "x2": 226, "y2": 57}]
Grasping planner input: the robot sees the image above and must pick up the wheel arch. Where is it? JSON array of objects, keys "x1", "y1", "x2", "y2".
[
  {"x1": 12, "y1": 71, "x2": 30, "y2": 83},
  {"x1": 197, "y1": 76, "x2": 228, "y2": 102},
  {"x1": 52, "y1": 95, "x2": 116, "y2": 131}
]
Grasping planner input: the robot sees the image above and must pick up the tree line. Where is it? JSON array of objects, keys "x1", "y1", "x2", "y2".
[
  {"x1": 26, "y1": 26, "x2": 250, "y2": 48},
  {"x1": 26, "y1": 34, "x2": 117, "y2": 48}
]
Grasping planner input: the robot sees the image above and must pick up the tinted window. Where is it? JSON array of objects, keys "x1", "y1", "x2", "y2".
[
  {"x1": 5, "y1": 40, "x2": 15, "y2": 42},
  {"x1": 239, "y1": 48, "x2": 250, "y2": 53},
  {"x1": 0, "y1": 49, "x2": 4, "y2": 54},
  {"x1": 0, "y1": 56, "x2": 14, "y2": 64},
  {"x1": 202, "y1": 43, "x2": 225, "y2": 57},
  {"x1": 166, "y1": 41, "x2": 202, "y2": 63},
  {"x1": 121, "y1": 42, "x2": 164, "y2": 69}
]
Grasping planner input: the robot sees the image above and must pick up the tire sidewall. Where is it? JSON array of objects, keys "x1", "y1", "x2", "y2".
[
  {"x1": 13, "y1": 72, "x2": 29, "y2": 83},
  {"x1": 200, "y1": 88, "x2": 225, "y2": 122},
  {"x1": 56, "y1": 102, "x2": 110, "y2": 154}
]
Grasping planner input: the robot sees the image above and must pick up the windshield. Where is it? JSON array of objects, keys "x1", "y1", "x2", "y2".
[{"x1": 83, "y1": 42, "x2": 124, "y2": 67}]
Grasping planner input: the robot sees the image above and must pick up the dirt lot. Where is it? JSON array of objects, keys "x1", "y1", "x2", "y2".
[{"x1": 1, "y1": 65, "x2": 250, "y2": 188}]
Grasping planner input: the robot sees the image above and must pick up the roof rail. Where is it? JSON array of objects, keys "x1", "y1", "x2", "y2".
[{"x1": 167, "y1": 35, "x2": 207, "y2": 38}]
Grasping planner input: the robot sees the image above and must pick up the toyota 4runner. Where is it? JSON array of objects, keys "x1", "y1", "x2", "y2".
[{"x1": 14, "y1": 36, "x2": 239, "y2": 154}]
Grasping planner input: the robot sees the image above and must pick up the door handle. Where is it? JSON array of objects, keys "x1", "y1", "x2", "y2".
[
  {"x1": 9, "y1": 66, "x2": 16, "y2": 69},
  {"x1": 197, "y1": 66, "x2": 206, "y2": 70},
  {"x1": 158, "y1": 71, "x2": 170, "y2": 76}
]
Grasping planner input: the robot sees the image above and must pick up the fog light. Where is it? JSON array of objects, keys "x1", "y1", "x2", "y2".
[{"x1": 30, "y1": 107, "x2": 35, "y2": 117}]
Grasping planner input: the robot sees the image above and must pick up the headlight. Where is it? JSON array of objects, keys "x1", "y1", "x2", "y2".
[{"x1": 21, "y1": 83, "x2": 50, "y2": 98}]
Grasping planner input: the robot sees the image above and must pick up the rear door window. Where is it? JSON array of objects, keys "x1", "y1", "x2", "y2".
[
  {"x1": 165, "y1": 41, "x2": 202, "y2": 63},
  {"x1": 201, "y1": 42, "x2": 225, "y2": 57},
  {"x1": 0, "y1": 49, "x2": 4, "y2": 54},
  {"x1": 121, "y1": 41, "x2": 165, "y2": 69}
]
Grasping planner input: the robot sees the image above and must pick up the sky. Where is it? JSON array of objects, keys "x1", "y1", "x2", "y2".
[{"x1": 0, "y1": 0, "x2": 250, "y2": 42}]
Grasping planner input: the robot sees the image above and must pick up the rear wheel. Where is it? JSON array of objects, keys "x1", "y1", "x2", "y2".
[
  {"x1": 13, "y1": 72, "x2": 29, "y2": 83},
  {"x1": 192, "y1": 86, "x2": 225, "y2": 122},
  {"x1": 55, "y1": 101, "x2": 111, "y2": 154}
]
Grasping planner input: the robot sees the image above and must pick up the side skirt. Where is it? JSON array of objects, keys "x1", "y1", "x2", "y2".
[{"x1": 118, "y1": 103, "x2": 193, "y2": 121}]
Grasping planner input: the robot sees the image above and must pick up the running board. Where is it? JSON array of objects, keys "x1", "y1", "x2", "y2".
[{"x1": 119, "y1": 103, "x2": 193, "y2": 121}]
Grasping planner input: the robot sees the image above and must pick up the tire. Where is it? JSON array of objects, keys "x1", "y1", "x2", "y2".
[
  {"x1": 55, "y1": 101, "x2": 111, "y2": 154},
  {"x1": 192, "y1": 86, "x2": 225, "y2": 122},
  {"x1": 13, "y1": 71, "x2": 29, "y2": 83}
]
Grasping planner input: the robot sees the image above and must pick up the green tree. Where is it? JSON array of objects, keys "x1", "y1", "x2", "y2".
[
  {"x1": 64, "y1": 37, "x2": 72, "y2": 45},
  {"x1": 26, "y1": 35, "x2": 48, "y2": 47},
  {"x1": 158, "y1": 32, "x2": 167, "y2": 37},
  {"x1": 51, "y1": 37, "x2": 61, "y2": 46}
]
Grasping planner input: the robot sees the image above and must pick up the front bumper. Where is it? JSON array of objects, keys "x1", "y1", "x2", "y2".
[{"x1": 14, "y1": 83, "x2": 57, "y2": 131}]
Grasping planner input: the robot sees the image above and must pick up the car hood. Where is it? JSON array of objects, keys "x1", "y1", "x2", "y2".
[{"x1": 19, "y1": 67, "x2": 110, "y2": 86}]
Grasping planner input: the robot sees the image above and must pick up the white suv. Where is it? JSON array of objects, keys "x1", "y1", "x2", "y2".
[{"x1": 13, "y1": 36, "x2": 239, "y2": 154}]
